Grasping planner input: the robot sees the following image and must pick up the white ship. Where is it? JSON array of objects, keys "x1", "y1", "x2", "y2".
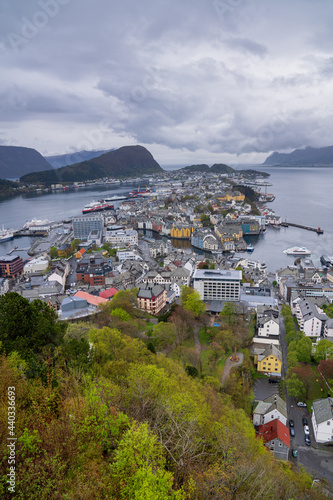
[
  {"x1": 283, "y1": 246, "x2": 311, "y2": 255},
  {"x1": 0, "y1": 226, "x2": 14, "y2": 242}
]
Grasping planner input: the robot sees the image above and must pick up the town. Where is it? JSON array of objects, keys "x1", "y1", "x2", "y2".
[{"x1": 1, "y1": 167, "x2": 333, "y2": 487}]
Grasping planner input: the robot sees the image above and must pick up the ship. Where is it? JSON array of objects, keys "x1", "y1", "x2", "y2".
[
  {"x1": 82, "y1": 201, "x2": 114, "y2": 214},
  {"x1": 128, "y1": 187, "x2": 152, "y2": 197},
  {"x1": 102, "y1": 195, "x2": 128, "y2": 202},
  {"x1": 0, "y1": 227, "x2": 14, "y2": 243},
  {"x1": 283, "y1": 246, "x2": 311, "y2": 255},
  {"x1": 320, "y1": 255, "x2": 333, "y2": 267}
]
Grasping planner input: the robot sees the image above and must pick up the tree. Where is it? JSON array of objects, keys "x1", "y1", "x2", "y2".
[
  {"x1": 180, "y1": 287, "x2": 205, "y2": 317},
  {"x1": 49, "y1": 246, "x2": 58, "y2": 259},
  {"x1": 314, "y1": 339, "x2": 333, "y2": 362},
  {"x1": 71, "y1": 239, "x2": 81, "y2": 251},
  {"x1": 152, "y1": 322, "x2": 176, "y2": 350},
  {"x1": 110, "y1": 308, "x2": 132, "y2": 322},
  {"x1": 285, "y1": 373, "x2": 306, "y2": 399},
  {"x1": 296, "y1": 336, "x2": 312, "y2": 363}
]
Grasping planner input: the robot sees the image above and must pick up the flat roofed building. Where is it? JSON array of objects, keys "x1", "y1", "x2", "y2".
[
  {"x1": 0, "y1": 254, "x2": 24, "y2": 278},
  {"x1": 193, "y1": 269, "x2": 242, "y2": 301},
  {"x1": 72, "y1": 215, "x2": 103, "y2": 241}
]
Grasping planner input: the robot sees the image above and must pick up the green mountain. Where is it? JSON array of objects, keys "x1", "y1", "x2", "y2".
[
  {"x1": 263, "y1": 145, "x2": 333, "y2": 166},
  {"x1": 0, "y1": 146, "x2": 52, "y2": 179},
  {"x1": 20, "y1": 145, "x2": 163, "y2": 184},
  {"x1": 181, "y1": 164, "x2": 210, "y2": 172},
  {"x1": 210, "y1": 163, "x2": 234, "y2": 174}
]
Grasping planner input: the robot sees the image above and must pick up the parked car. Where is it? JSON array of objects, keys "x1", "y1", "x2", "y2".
[
  {"x1": 289, "y1": 419, "x2": 294, "y2": 428},
  {"x1": 292, "y1": 448, "x2": 298, "y2": 458},
  {"x1": 290, "y1": 428, "x2": 295, "y2": 437},
  {"x1": 302, "y1": 417, "x2": 308, "y2": 426},
  {"x1": 297, "y1": 402, "x2": 307, "y2": 407},
  {"x1": 269, "y1": 378, "x2": 279, "y2": 384},
  {"x1": 305, "y1": 435, "x2": 311, "y2": 446},
  {"x1": 304, "y1": 425, "x2": 310, "y2": 435}
]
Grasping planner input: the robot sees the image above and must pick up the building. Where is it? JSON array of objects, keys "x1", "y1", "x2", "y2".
[
  {"x1": 0, "y1": 255, "x2": 24, "y2": 278},
  {"x1": 254, "y1": 344, "x2": 282, "y2": 376},
  {"x1": 311, "y1": 397, "x2": 333, "y2": 443},
  {"x1": 137, "y1": 284, "x2": 167, "y2": 315},
  {"x1": 76, "y1": 256, "x2": 112, "y2": 286},
  {"x1": 258, "y1": 419, "x2": 290, "y2": 461},
  {"x1": 170, "y1": 224, "x2": 194, "y2": 239},
  {"x1": 104, "y1": 229, "x2": 138, "y2": 246},
  {"x1": 23, "y1": 255, "x2": 50, "y2": 275},
  {"x1": 292, "y1": 297, "x2": 328, "y2": 337},
  {"x1": 253, "y1": 394, "x2": 288, "y2": 427},
  {"x1": 72, "y1": 215, "x2": 103, "y2": 241},
  {"x1": 193, "y1": 269, "x2": 242, "y2": 301}
]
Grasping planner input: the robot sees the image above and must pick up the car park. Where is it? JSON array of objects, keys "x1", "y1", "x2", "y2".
[
  {"x1": 290, "y1": 428, "x2": 295, "y2": 437},
  {"x1": 302, "y1": 417, "x2": 308, "y2": 426},
  {"x1": 292, "y1": 448, "x2": 298, "y2": 458},
  {"x1": 269, "y1": 379, "x2": 279, "y2": 384},
  {"x1": 305, "y1": 435, "x2": 311, "y2": 446},
  {"x1": 304, "y1": 425, "x2": 310, "y2": 435},
  {"x1": 289, "y1": 419, "x2": 294, "y2": 427},
  {"x1": 297, "y1": 402, "x2": 307, "y2": 407}
]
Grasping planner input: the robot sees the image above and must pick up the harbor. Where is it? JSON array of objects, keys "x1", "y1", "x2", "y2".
[{"x1": 280, "y1": 222, "x2": 324, "y2": 234}]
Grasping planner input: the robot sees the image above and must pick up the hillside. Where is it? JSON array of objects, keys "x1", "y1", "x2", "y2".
[
  {"x1": 20, "y1": 145, "x2": 163, "y2": 184},
  {"x1": 263, "y1": 145, "x2": 333, "y2": 166},
  {"x1": 45, "y1": 148, "x2": 114, "y2": 169},
  {"x1": 0, "y1": 146, "x2": 52, "y2": 179},
  {"x1": 180, "y1": 163, "x2": 269, "y2": 177}
]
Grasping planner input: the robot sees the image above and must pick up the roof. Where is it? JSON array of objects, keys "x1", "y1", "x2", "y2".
[
  {"x1": 74, "y1": 291, "x2": 107, "y2": 307},
  {"x1": 258, "y1": 419, "x2": 290, "y2": 448},
  {"x1": 312, "y1": 397, "x2": 333, "y2": 425},
  {"x1": 258, "y1": 344, "x2": 282, "y2": 363},
  {"x1": 99, "y1": 287, "x2": 118, "y2": 299},
  {"x1": 263, "y1": 394, "x2": 287, "y2": 418}
]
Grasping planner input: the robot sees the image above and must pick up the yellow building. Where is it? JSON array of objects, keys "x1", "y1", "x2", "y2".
[
  {"x1": 215, "y1": 224, "x2": 243, "y2": 243},
  {"x1": 255, "y1": 344, "x2": 282, "y2": 376},
  {"x1": 216, "y1": 190, "x2": 245, "y2": 203},
  {"x1": 170, "y1": 224, "x2": 194, "y2": 239}
]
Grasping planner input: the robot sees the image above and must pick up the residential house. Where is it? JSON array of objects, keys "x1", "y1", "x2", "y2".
[
  {"x1": 311, "y1": 397, "x2": 333, "y2": 443},
  {"x1": 137, "y1": 284, "x2": 167, "y2": 315},
  {"x1": 292, "y1": 297, "x2": 328, "y2": 337},
  {"x1": 253, "y1": 394, "x2": 288, "y2": 427},
  {"x1": 254, "y1": 344, "x2": 282, "y2": 376},
  {"x1": 258, "y1": 419, "x2": 290, "y2": 461}
]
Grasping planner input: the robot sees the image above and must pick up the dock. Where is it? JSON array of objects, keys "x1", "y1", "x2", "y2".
[
  {"x1": 7, "y1": 246, "x2": 18, "y2": 255},
  {"x1": 280, "y1": 222, "x2": 323, "y2": 234}
]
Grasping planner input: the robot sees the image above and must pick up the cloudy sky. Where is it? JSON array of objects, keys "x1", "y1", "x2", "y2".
[{"x1": 1, "y1": 0, "x2": 333, "y2": 166}]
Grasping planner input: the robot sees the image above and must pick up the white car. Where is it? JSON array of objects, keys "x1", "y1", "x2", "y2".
[
  {"x1": 304, "y1": 425, "x2": 310, "y2": 435},
  {"x1": 297, "y1": 402, "x2": 307, "y2": 407}
]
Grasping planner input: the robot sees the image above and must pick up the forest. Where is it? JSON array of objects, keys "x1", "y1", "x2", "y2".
[{"x1": 0, "y1": 291, "x2": 328, "y2": 499}]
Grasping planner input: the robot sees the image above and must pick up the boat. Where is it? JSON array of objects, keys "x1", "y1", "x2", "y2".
[
  {"x1": 128, "y1": 187, "x2": 152, "y2": 197},
  {"x1": 82, "y1": 201, "x2": 114, "y2": 214},
  {"x1": 283, "y1": 246, "x2": 311, "y2": 255},
  {"x1": 0, "y1": 227, "x2": 14, "y2": 242},
  {"x1": 247, "y1": 244, "x2": 255, "y2": 252},
  {"x1": 320, "y1": 255, "x2": 333, "y2": 266},
  {"x1": 102, "y1": 195, "x2": 128, "y2": 202}
]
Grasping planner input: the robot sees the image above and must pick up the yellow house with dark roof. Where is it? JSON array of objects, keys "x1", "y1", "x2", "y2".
[
  {"x1": 216, "y1": 190, "x2": 245, "y2": 203},
  {"x1": 255, "y1": 344, "x2": 282, "y2": 376},
  {"x1": 170, "y1": 224, "x2": 194, "y2": 239}
]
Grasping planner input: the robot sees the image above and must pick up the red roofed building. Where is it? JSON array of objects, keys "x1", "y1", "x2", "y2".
[
  {"x1": 99, "y1": 287, "x2": 118, "y2": 299},
  {"x1": 258, "y1": 419, "x2": 290, "y2": 461},
  {"x1": 74, "y1": 291, "x2": 107, "y2": 307}
]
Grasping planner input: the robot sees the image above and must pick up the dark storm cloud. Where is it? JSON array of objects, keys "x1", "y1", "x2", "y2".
[{"x1": 0, "y1": 0, "x2": 333, "y2": 163}]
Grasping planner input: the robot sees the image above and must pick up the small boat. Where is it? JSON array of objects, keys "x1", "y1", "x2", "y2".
[
  {"x1": 247, "y1": 244, "x2": 254, "y2": 252},
  {"x1": 101, "y1": 195, "x2": 128, "y2": 202},
  {"x1": 283, "y1": 246, "x2": 311, "y2": 256},
  {"x1": 0, "y1": 226, "x2": 14, "y2": 243}
]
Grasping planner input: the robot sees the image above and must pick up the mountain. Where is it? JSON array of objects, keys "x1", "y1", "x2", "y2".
[
  {"x1": 44, "y1": 149, "x2": 114, "y2": 169},
  {"x1": 263, "y1": 145, "x2": 333, "y2": 166},
  {"x1": 210, "y1": 163, "x2": 235, "y2": 174},
  {"x1": 179, "y1": 163, "x2": 269, "y2": 177},
  {"x1": 181, "y1": 164, "x2": 210, "y2": 172},
  {"x1": 20, "y1": 145, "x2": 163, "y2": 184},
  {"x1": 0, "y1": 146, "x2": 52, "y2": 179}
]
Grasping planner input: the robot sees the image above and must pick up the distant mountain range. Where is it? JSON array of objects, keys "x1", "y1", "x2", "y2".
[
  {"x1": 263, "y1": 145, "x2": 333, "y2": 166},
  {"x1": 44, "y1": 149, "x2": 114, "y2": 169},
  {"x1": 20, "y1": 145, "x2": 163, "y2": 184},
  {"x1": 180, "y1": 163, "x2": 269, "y2": 177},
  {"x1": 0, "y1": 146, "x2": 52, "y2": 179}
]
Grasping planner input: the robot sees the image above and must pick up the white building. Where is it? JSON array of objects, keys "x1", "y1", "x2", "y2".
[
  {"x1": 23, "y1": 255, "x2": 50, "y2": 275},
  {"x1": 292, "y1": 297, "x2": 328, "y2": 337},
  {"x1": 104, "y1": 229, "x2": 138, "y2": 247},
  {"x1": 253, "y1": 394, "x2": 287, "y2": 427},
  {"x1": 311, "y1": 398, "x2": 333, "y2": 443},
  {"x1": 193, "y1": 269, "x2": 242, "y2": 301}
]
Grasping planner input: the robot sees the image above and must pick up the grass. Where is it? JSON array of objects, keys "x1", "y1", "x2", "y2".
[{"x1": 198, "y1": 326, "x2": 212, "y2": 345}]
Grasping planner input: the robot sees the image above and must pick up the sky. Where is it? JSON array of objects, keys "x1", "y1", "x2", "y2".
[{"x1": 1, "y1": 0, "x2": 333, "y2": 166}]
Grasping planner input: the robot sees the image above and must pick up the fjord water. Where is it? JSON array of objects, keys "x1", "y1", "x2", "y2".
[{"x1": 0, "y1": 167, "x2": 333, "y2": 271}]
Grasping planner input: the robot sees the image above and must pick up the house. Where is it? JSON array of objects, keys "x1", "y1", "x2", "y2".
[
  {"x1": 73, "y1": 291, "x2": 107, "y2": 307},
  {"x1": 0, "y1": 255, "x2": 24, "y2": 278},
  {"x1": 99, "y1": 287, "x2": 118, "y2": 299},
  {"x1": 137, "y1": 284, "x2": 167, "y2": 315},
  {"x1": 254, "y1": 344, "x2": 282, "y2": 376},
  {"x1": 253, "y1": 394, "x2": 288, "y2": 427},
  {"x1": 292, "y1": 297, "x2": 328, "y2": 337},
  {"x1": 311, "y1": 397, "x2": 333, "y2": 443},
  {"x1": 58, "y1": 296, "x2": 99, "y2": 320},
  {"x1": 257, "y1": 314, "x2": 280, "y2": 338},
  {"x1": 24, "y1": 255, "x2": 50, "y2": 275},
  {"x1": 258, "y1": 419, "x2": 290, "y2": 461}
]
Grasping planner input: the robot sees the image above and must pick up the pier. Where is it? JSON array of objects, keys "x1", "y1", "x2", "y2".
[
  {"x1": 7, "y1": 246, "x2": 18, "y2": 255},
  {"x1": 280, "y1": 222, "x2": 323, "y2": 234}
]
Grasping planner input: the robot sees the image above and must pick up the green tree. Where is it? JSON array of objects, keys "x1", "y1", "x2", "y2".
[
  {"x1": 314, "y1": 339, "x2": 333, "y2": 362},
  {"x1": 49, "y1": 246, "x2": 58, "y2": 259},
  {"x1": 110, "y1": 308, "x2": 132, "y2": 321},
  {"x1": 152, "y1": 322, "x2": 176, "y2": 350},
  {"x1": 297, "y1": 336, "x2": 312, "y2": 363},
  {"x1": 285, "y1": 373, "x2": 306, "y2": 399},
  {"x1": 111, "y1": 421, "x2": 184, "y2": 499}
]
